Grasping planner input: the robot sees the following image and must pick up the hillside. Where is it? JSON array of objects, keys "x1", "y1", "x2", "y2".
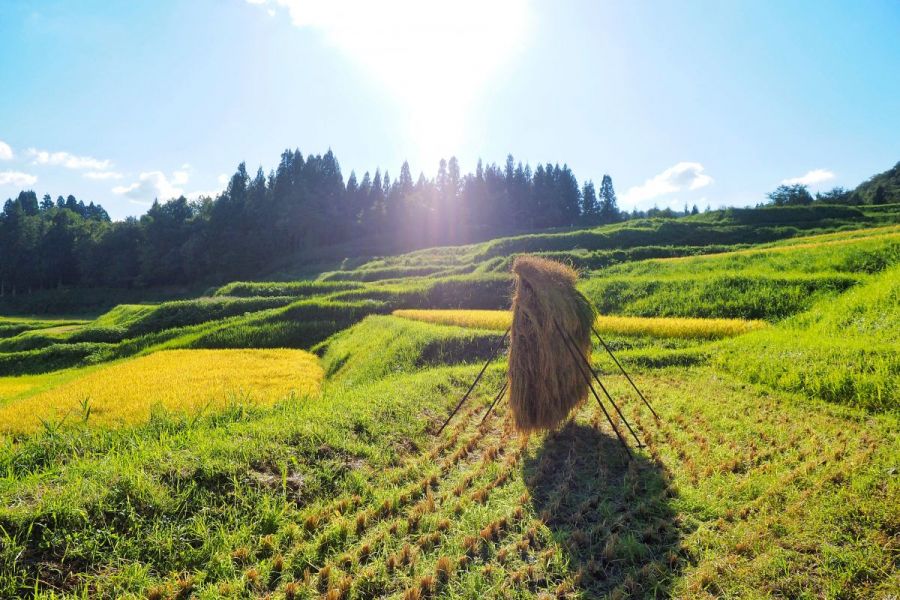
[
  {"x1": 0, "y1": 205, "x2": 897, "y2": 598},
  {"x1": 852, "y1": 161, "x2": 900, "y2": 205}
]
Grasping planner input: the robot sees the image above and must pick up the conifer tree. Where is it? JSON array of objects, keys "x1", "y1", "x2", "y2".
[
  {"x1": 581, "y1": 180, "x2": 598, "y2": 220},
  {"x1": 598, "y1": 174, "x2": 619, "y2": 222}
]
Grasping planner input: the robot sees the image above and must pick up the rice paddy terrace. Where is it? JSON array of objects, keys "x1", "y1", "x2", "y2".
[{"x1": 0, "y1": 205, "x2": 898, "y2": 598}]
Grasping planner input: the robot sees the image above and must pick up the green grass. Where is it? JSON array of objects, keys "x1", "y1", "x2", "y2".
[
  {"x1": 0, "y1": 316, "x2": 87, "y2": 340},
  {"x1": 715, "y1": 266, "x2": 899, "y2": 411},
  {"x1": 317, "y1": 316, "x2": 504, "y2": 385},
  {"x1": 581, "y1": 272, "x2": 861, "y2": 320},
  {"x1": 0, "y1": 349, "x2": 895, "y2": 597},
  {"x1": 578, "y1": 228, "x2": 898, "y2": 320},
  {"x1": 214, "y1": 281, "x2": 364, "y2": 298},
  {"x1": 0, "y1": 208, "x2": 898, "y2": 597}
]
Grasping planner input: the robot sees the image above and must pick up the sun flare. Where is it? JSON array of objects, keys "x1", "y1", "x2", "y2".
[{"x1": 253, "y1": 0, "x2": 532, "y2": 166}]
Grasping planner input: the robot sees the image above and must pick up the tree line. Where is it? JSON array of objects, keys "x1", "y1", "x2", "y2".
[
  {"x1": 763, "y1": 161, "x2": 899, "y2": 206},
  {"x1": 1, "y1": 151, "x2": 623, "y2": 291}
]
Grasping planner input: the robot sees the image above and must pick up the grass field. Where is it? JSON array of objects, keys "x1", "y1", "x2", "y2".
[
  {"x1": 0, "y1": 208, "x2": 897, "y2": 598},
  {"x1": 0, "y1": 349, "x2": 322, "y2": 436}
]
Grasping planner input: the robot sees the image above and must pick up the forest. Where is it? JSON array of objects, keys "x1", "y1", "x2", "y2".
[{"x1": 5, "y1": 152, "x2": 894, "y2": 293}]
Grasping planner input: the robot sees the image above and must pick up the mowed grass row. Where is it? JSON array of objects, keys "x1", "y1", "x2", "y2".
[
  {"x1": 393, "y1": 309, "x2": 768, "y2": 340},
  {"x1": 0, "y1": 338, "x2": 895, "y2": 597},
  {"x1": 0, "y1": 349, "x2": 322, "y2": 436}
]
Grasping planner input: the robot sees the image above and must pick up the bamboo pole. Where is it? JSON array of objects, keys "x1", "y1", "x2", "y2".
[
  {"x1": 561, "y1": 328, "x2": 644, "y2": 448},
  {"x1": 554, "y1": 319, "x2": 632, "y2": 457},
  {"x1": 591, "y1": 325, "x2": 660, "y2": 421},
  {"x1": 435, "y1": 327, "x2": 510, "y2": 435},
  {"x1": 480, "y1": 380, "x2": 508, "y2": 425}
]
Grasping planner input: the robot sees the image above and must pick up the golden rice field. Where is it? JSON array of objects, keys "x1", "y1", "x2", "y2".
[
  {"x1": 0, "y1": 349, "x2": 322, "y2": 435},
  {"x1": 393, "y1": 309, "x2": 769, "y2": 339}
]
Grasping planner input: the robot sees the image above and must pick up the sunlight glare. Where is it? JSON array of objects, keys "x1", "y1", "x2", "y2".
[{"x1": 259, "y1": 0, "x2": 532, "y2": 167}]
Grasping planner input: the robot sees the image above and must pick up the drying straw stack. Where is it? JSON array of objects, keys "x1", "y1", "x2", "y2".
[{"x1": 507, "y1": 256, "x2": 596, "y2": 433}]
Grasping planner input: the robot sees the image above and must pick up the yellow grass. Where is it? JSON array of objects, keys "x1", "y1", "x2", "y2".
[
  {"x1": 393, "y1": 309, "x2": 768, "y2": 339},
  {"x1": 0, "y1": 378, "x2": 41, "y2": 402},
  {"x1": 0, "y1": 349, "x2": 323, "y2": 436}
]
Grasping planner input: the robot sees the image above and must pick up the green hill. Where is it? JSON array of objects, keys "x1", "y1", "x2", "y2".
[{"x1": 852, "y1": 161, "x2": 900, "y2": 204}]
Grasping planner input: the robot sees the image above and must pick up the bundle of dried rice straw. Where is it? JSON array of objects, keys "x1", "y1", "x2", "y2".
[{"x1": 507, "y1": 256, "x2": 596, "y2": 433}]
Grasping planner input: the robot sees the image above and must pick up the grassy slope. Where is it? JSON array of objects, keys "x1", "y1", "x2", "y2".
[
  {"x1": 715, "y1": 265, "x2": 899, "y2": 411},
  {"x1": 0, "y1": 317, "x2": 896, "y2": 598}
]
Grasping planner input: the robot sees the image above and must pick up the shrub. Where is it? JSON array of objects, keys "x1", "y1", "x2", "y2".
[{"x1": 0, "y1": 342, "x2": 113, "y2": 376}]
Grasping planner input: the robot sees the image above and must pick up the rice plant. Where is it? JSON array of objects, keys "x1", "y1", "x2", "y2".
[
  {"x1": 393, "y1": 309, "x2": 768, "y2": 339},
  {"x1": 0, "y1": 349, "x2": 322, "y2": 435}
]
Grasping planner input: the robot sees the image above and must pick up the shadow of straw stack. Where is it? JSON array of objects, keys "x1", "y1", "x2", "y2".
[{"x1": 508, "y1": 256, "x2": 596, "y2": 433}]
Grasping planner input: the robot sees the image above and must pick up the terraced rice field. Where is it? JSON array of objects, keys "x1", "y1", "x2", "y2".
[{"x1": 0, "y1": 216, "x2": 897, "y2": 597}]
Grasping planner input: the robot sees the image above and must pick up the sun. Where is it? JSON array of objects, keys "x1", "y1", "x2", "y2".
[{"x1": 255, "y1": 0, "x2": 532, "y2": 167}]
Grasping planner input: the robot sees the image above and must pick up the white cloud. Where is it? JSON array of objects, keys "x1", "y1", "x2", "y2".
[
  {"x1": 0, "y1": 171, "x2": 38, "y2": 187},
  {"x1": 28, "y1": 148, "x2": 112, "y2": 170},
  {"x1": 0, "y1": 141, "x2": 13, "y2": 161},
  {"x1": 84, "y1": 170, "x2": 124, "y2": 180},
  {"x1": 112, "y1": 168, "x2": 218, "y2": 202},
  {"x1": 113, "y1": 171, "x2": 185, "y2": 201},
  {"x1": 250, "y1": 0, "x2": 532, "y2": 166},
  {"x1": 781, "y1": 169, "x2": 835, "y2": 186},
  {"x1": 217, "y1": 173, "x2": 230, "y2": 186},
  {"x1": 622, "y1": 162, "x2": 713, "y2": 207}
]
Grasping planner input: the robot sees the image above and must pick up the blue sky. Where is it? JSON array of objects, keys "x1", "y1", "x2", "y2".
[{"x1": 1, "y1": 0, "x2": 898, "y2": 220}]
